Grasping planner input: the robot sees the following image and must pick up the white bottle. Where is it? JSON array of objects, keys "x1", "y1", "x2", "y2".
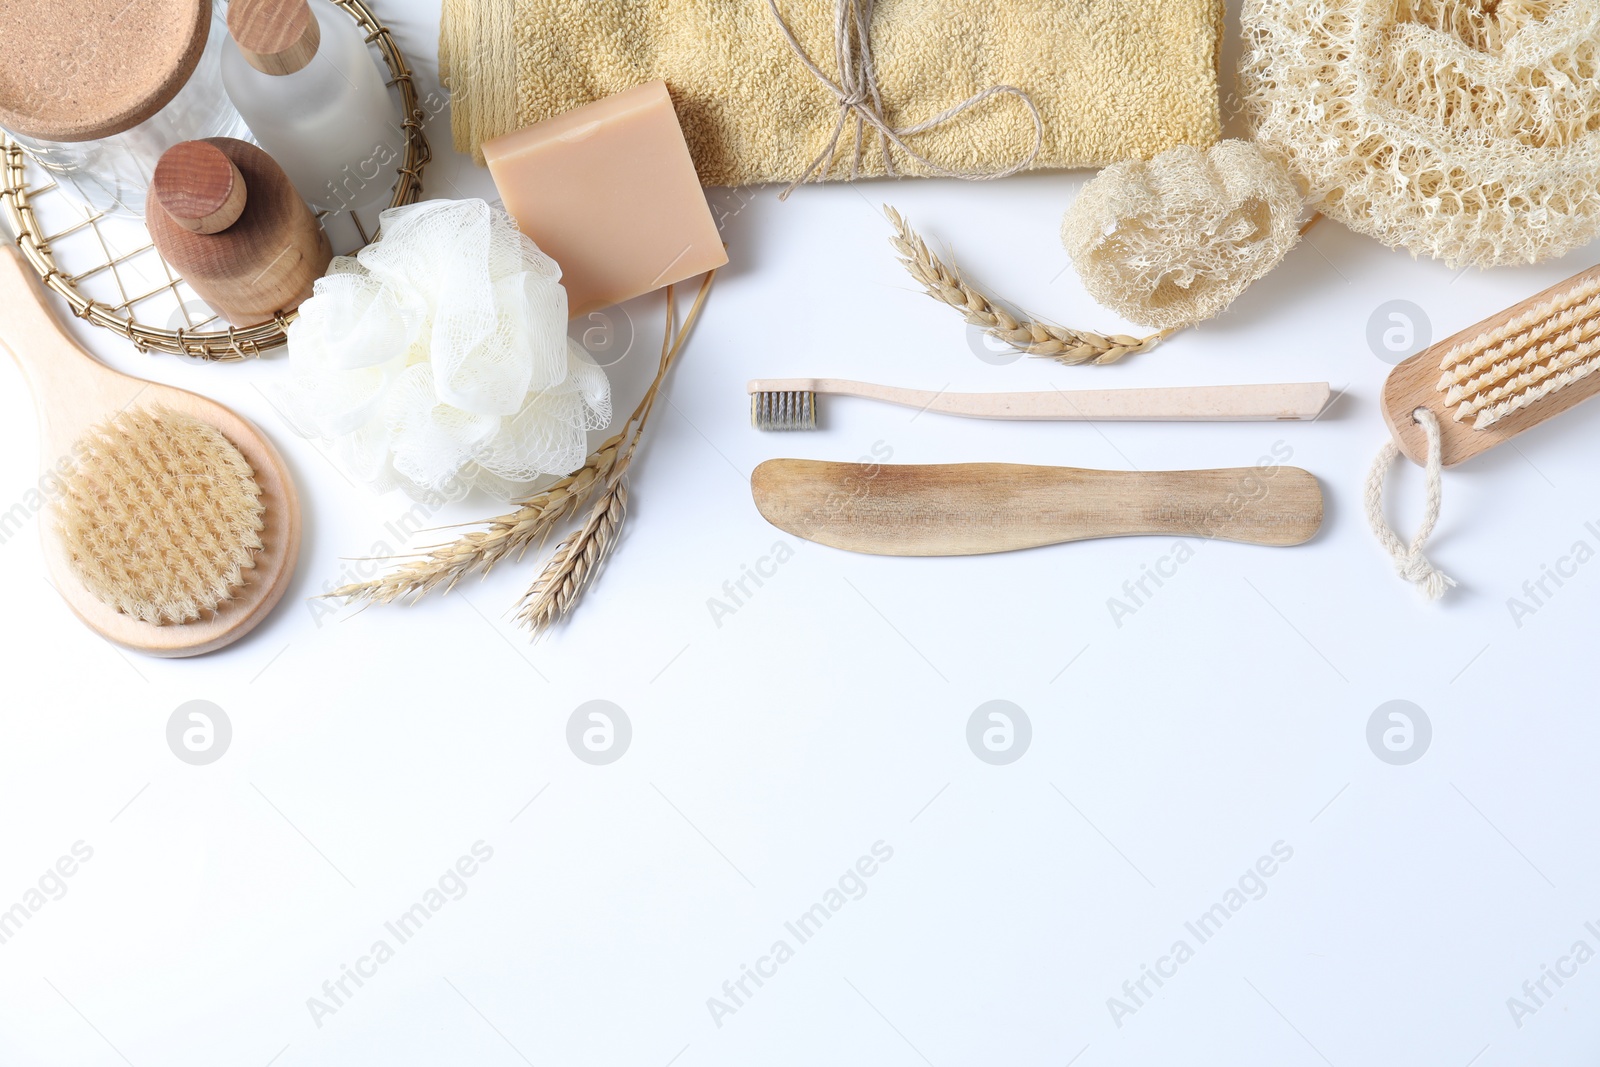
[{"x1": 221, "y1": 0, "x2": 397, "y2": 213}]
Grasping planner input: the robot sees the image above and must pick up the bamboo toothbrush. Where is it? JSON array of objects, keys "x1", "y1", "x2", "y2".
[
  {"x1": 748, "y1": 379, "x2": 1330, "y2": 429},
  {"x1": 1371, "y1": 261, "x2": 1600, "y2": 597},
  {"x1": 0, "y1": 246, "x2": 301, "y2": 656}
]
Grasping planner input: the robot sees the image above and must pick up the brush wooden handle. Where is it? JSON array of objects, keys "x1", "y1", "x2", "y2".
[
  {"x1": 1382, "y1": 263, "x2": 1600, "y2": 467},
  {"x1": 0, "y1": 246, "x2": 156, "y2": 459},
  {"x1": 747, "y1": 379, "x2": 1331, "y2": 421},
  {"x1": 751, "y1": 460, "x2": 1323, "y2": 555}
]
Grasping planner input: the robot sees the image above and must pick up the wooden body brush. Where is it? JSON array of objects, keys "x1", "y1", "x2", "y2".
[
  {"x1": 0, "y1": 246, "x2": 301, "y2": 656},
  {"x1": 1371, "y1": 262, "x2": 1600, "y2": 597}
]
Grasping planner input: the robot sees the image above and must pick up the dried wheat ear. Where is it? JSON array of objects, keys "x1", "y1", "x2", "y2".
[
  {"x1": 53, "y1": 407, "x2": 265, "y2": 625},
  {"x1": 324, "y1": 270, "x2": 718, "y2": 638},
  {"x1": 887, "y1": 207, "x2": 1171, "y2": 366}
]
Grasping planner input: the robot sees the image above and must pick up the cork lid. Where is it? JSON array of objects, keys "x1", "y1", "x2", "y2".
[
  {"x1": 0, "y1": 0, "x2": 212, "y2": 143},
  {"x1": 228, "y1": 0, "x2": 320, "y2": 76}
]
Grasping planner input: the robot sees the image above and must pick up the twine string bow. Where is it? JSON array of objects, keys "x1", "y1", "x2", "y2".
[{"x1": 767, "y1": 0, "x2": 1044, "y2": 199}]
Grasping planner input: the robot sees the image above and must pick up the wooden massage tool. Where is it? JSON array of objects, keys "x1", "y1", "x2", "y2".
[
  {"x1": 0, "y1": 246, "x2": 301, "y2": 655},
  {"x1": 1370, "y1": 262, "x2": 1600, "y2": 598},
  {"x1": 146, "y1": 138, "x2": 332, "y2": 326},
  {"x1": 752, "y1": 460, "x2": 1324, "y2": 554}
]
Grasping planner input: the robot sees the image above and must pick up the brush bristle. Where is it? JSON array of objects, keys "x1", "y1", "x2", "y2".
[
  {"x1": 751, "y1": 390, "x2": 817, "y2": 431},
  {"x1": 1435, "y1": 274, "x2": 1600, "y2": 429},
  {"x1": 53, "y1": 406, "x2": 266, "y2": 626}
]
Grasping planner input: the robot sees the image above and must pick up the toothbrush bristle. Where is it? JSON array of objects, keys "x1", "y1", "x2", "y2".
[{"x1": 751, "y1": 390, "x2": 817, "y2": 431}]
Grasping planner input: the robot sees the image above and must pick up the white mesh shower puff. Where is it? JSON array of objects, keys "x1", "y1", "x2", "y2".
[
  {"x1": 1240, "y1": 0, "x2": 1600, "y2": 269},
  {"x1": 275, "y1": 199, "x2": 612, "y2": 500}
]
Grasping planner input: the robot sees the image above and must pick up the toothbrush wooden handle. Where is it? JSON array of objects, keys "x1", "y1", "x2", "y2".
[
  {"x1": 751, "y1": 460, "x2": 1324, "y2": 554},
  {"x1": 746, "y1": 379, "x2": 1331, "y2": 421}
]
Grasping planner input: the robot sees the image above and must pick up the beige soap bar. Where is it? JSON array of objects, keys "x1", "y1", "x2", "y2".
[{"x1": 483, "y1": 80, "x2": 728, "y2": 318}]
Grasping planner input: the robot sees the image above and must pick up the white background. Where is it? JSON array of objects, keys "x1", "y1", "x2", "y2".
[{"x1": 3, "y1": 1, "x2": 1600, "y2": 1064}]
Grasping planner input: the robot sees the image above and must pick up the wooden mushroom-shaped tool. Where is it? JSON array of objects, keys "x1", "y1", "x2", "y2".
[{"x1": 146, "y1": 138, "x2": 332, "y2": 326}]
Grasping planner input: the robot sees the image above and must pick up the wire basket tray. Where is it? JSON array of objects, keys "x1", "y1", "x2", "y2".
[{"x1": 0, "y1": 0, "x2": 430, "y2": 361}]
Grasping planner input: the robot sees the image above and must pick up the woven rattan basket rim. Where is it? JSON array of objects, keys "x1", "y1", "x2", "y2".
[{"x1": 0, "y1": 0, "x2": 430, "y2": 361}]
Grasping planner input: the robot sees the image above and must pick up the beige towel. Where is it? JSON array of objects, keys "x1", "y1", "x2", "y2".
[{"x1": 441, "y1": 0, "x2": 1225, "y2": 185}]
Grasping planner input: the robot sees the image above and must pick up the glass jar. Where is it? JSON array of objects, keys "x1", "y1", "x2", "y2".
[{"x1": 0, "y1": 0, "x2": 252, "y2": 219}]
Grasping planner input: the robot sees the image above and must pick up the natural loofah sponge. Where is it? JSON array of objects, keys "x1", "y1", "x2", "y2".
[
  {"x1": 54, "y1": 407, "x2": 265, "y2": 625},
  {"x1": 1240, "y1": 0, "x2": 1600, "y2": 268},
  {"x1": 1061, "y1": 140, "x2": 1303, "y2": 331},
  {"x1": 275, "y1": 199, "x2": 612, "y2": 500}
]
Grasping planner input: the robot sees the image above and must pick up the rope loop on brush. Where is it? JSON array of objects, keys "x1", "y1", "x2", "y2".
[{"x1": 1365, "y1": 407, "x2": 1456, "y2": 600}]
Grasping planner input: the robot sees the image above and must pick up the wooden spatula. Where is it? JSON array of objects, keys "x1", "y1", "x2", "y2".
[{"x1": 751, "y1": 460, "x2": 1323, "y2": 555}]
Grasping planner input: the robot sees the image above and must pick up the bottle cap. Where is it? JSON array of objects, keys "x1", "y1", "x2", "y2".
[
  {"x1": 228, "y1": 0, "x2": 320, "y2": 77},
  {"x1": 152, "y1": 140, "x2": 248, "y2": 233},
  {"x1": 0, "y1": 0, "x2": 212, "y2": 143}
]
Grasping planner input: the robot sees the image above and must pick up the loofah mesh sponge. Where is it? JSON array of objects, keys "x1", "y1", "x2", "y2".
[
  {"x1": 54, "y1": 407, "x2": 265, "y2": 626},
  {"x1": 1240, "y1": 0, "x2": 1600, "y2": 268},
  {"x1": 1061, "y1": 140, "x2": 1303, "y2": 331}
]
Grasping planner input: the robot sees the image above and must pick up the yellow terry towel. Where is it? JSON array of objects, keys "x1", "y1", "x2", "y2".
[{"x1": 441, "y1": 0, "x2": 1225, "y2": 185}]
